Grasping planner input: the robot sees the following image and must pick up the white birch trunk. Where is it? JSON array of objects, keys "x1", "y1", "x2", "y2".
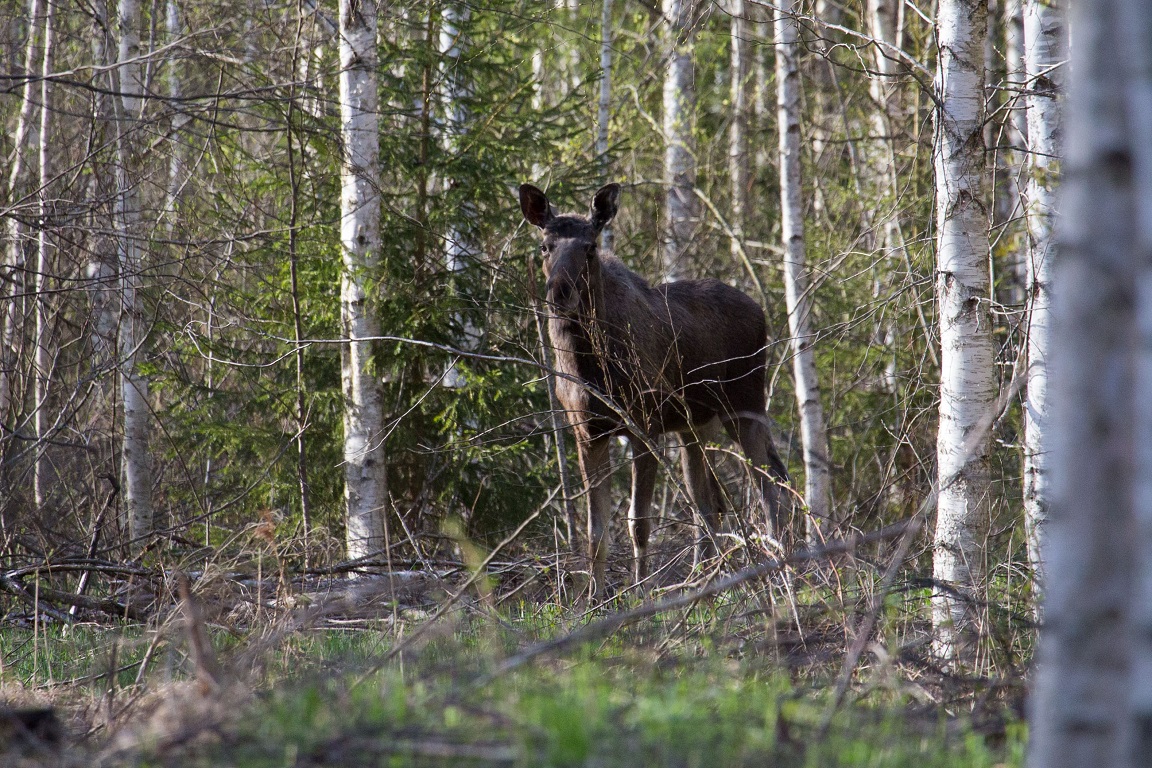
[
  {"x1": 165, "y1": 0, "x2": 187, "y2": 234},
  {"x1": 598, "y1": 0, "x2": 614, "y2": 253},
  {"x1": 338, "y1": 0, "x2": 388, "y2": 561},
  {"x1": 775, "y1": 1, "x2": 831, "y2": 539},
  {"x1": 867, "y1": 0, "x2": 904, "y2": 394},
  {"x1": 440, "y1": 3, "x2": 472, "y2": 279},
  {"x1": 1028, "y1": 0, "x2": 1139, "y2": 762},
  {"x1": 661, "y1": 0, "x2": 696, "y2": 282},
  {"x1": 87, "y1": 1, "x2": 118, "y2": 369},
  {"x1": 728, "y1": 0, "x2": 746, "y2": 269},
  {"x1": 1001, "y1": 0, "x2": 1028, "y2": 306},
  {"x1": 440, "y1": 3, "x2": 479, "y2": 386},
  {"x1": 1125, "y1": 0, "x2": 1152, "y2": 756},
  {"x1": 1, "y1": 0, "x2": 42, "y2": 435},
  {"x1": 931, "y1": 0, "x2": 994, "y2": 665},
  {"x1": 33, "y1": 0, "x2": 55, "y2": 512},
  {"x1": 1020, "y1": 0, "x2": 1065, "y2": 595},
  {"x1": 117, "y1": 0, "x2": 154, "y2": 544},
  {"x1": 751, "y1": 2, "x2": 771, "y2": 174}
]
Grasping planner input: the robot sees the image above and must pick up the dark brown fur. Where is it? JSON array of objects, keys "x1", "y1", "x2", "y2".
[{"x1": 520, "y1": 183, "x2": 789, "y2": 593}]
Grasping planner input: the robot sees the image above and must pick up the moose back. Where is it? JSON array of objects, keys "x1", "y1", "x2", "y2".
[{"x1": 520, "y1": 182, "x2": 789, "y2": 594}]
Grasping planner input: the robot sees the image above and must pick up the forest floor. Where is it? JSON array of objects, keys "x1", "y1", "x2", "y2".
[{"x1": 0, "y1": 534, "x2": 1031, "y2": 766}]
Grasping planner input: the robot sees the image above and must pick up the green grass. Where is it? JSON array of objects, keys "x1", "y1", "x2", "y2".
[
  {"x1": 199, "y1": 646, "x2": 1023, "y2": 768},
  {"x1": 0, "y1": 590, "x2": 1027, "y2": 767},
  {"x1": 0, "y1": 617, "x2": 1027, "y2": 768}
]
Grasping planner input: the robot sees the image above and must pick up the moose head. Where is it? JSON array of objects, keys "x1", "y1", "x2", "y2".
[{"x1": 519, "y1": 183, "x2": 619, "y2": 319}]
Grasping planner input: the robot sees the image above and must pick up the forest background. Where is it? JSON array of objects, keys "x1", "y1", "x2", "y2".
[{"x1": 0, "y1": 0, "x2": 1109, "y2": 764}]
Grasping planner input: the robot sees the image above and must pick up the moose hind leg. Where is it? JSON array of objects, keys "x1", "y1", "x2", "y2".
[
  {"x1": 680, "y1": 428, "x2": 724, "y2": 567},
  {"x1": 724, "y1": 413, "x2": 790, "y2": 547},
  {"x1": 578, "y1": 436, "x2": 614, "y2": 596},
  {"x1": 629, "y1": 438, "x2": 658, "y2": 585}
]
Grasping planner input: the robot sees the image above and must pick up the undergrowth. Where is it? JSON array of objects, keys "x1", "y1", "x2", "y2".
[{"x1": 0, "y1": 574, "x2": 1028, "y2": 768}]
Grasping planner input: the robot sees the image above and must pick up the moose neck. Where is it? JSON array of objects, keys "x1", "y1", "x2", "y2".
[{"x1": 548, "y1": 251, "x2": 615, "y2": 378}]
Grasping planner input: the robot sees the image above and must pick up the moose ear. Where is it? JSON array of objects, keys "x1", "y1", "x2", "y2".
[
  {"x1": 590, "y1": 183, "x2": 620, "y2": 231},
  {"x1": 519, "y1": 184, "x2": 553, "y2": 229}
]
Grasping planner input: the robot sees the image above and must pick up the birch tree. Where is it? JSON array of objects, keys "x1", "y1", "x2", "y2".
[
  {"x1": 116, "y1": 0, "x2": 155, "y2": 543},
  {"x1": 598, "y1": 0, "x2": 614, "y2": 253},
  {"x1": 1, "y1": 0, "x2": 42, "y2": 455},
  {"x1": 338, "y1": 0, "x2": 388, "y2": 561},
  {"x1": 440, "y1": 1, "x2": 472, "y2": 280},
  {"x1": 661, "y1": 0, "x2": 696, "y2": 282},
  {"x1": 165, "y1": 0, "x2": 188, "y2": 233},
  {"x1": 1001, "y1": 0, "x2": 1028, "y2": 306},
  {"x1": 931, "y1": 0, "x2": 994, "y2": 665},
  {"x1": 775, "y1": 0, "x2": 830, "y2": 539},
  {"x1": 866, "y1": 0, "x2": 904, "y2": 394},
  {"x1": 1027, "y1": 0, "x2": 1146, "y2": 762},
  {"x1": 32, "y1": 0, "x2": 55, "y2": 512},
  {"x1": 727, "y1": 0, "x2": 746, "y2": 268},
  {"x1": 86, "y1": 1, "x2": 117, "y2": 375},
  {"x1": 440, "y1": 2, "x2": 479, "y2": 385},
  {"x1": 1020, "y1": 0, "x2": 1065, "y2": 590}
]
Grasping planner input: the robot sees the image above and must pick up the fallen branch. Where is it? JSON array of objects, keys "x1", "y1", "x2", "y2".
[{"x1": 0, "y1": 573, "x2": 150, "y2": 621}]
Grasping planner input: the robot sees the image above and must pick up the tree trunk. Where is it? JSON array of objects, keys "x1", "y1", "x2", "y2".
[
  {"x1": 728, "y1": 0, "x2": 747, "y2": 270},
  {"x1": 598, "y1": 0, "x2": 614, "y2": 253},
  {"x1": 165, "y1": 0, "x2": 187, "y2": 235},
  {"x1": 87, "y1": 0, "x2": 117, "y2": 373},
  {"x1": 440, "y1": 2, "x2": 478, "y2": 386},
  {"x1": 1020, "y1": 0, "x2": 1065, "y2": 597},
  {"x1": 661, "y1": 0, "x2": 696, "y2": 282},
  {"x1": 288, "y1": 5, "x2": 313, "y2": 562},
  {"x1": 116, "y1": 0, "x2": 155, "y2": 545},
  {"x1": 866, "y1": 0, "x2": 904, "y2": 395},
  {"x1": 775, "y1": 0, "x2": 831, "y2": 540},
  {"x1": 1027, "y1": 0, "x2": 1140, "y2": 762},
  {"x1": 33, "y1": 0, "x2": 55, "y2": 513},
  {"x1": 931, "y1": 0, "x2": 993, "y2": 666},
  {"x1": 1000, "y1": 0, "x2": 1028, "y2": 307},
  {"x1": 338, "y1": 0, "x2": 388, "y2": 561},
  {"x1": 1, "y1": 0, "x2": 42, "y2": 461}
]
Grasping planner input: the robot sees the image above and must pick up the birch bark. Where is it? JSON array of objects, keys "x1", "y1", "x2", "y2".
[
  {"x1": 1001, "y1": 0, "x2": 1027, "y2": 306},
  {"x1": 116, "y1": 0, "x2": 155, "y2": 544},
  {"x1": 1, "y1": 0, "x2": 42, "y2": 452},
  {"x1": 775, "y1": 0, "x2": 831, "y2": 539},
  {"x1": 1123, "y1": 0, "x2": 1152, "y2": 755},
  {"x1": 165, "y1": 0, "x2": 187, "y2": 234},
  {"x1": 1020, "y1": 0, "x2": 1065, "y2": 593},
  {"x1": 1028, "y1": 0, "x2": 1138, "y2": 762},
  {"x1": 661, "y1": 0, "x2": 696, "y2": 282},
  {"x1": 598, "y1": 0, "x2": 614, "y2": 253},
  {"x1": 728, "y1": 0, "x2": 747, "y2": 270},
  {"x1": 87, "y1": 1, "x2": 117, "y2": 372},
  {"x1": 440, "y1": 2, "x2": 479, "y2": 385},
  {"x1": 866, "y1": 0, "x2": 904, "y2": 394},
  {"x1": 33, "y1": 0, "x2": 54, "y2": 512},
  {"x1": 931, "y1": 0, "x2": 994, "y2": 665},
  {"x1": 338, "y1": 0, "x2": 387, "y2": 560}
]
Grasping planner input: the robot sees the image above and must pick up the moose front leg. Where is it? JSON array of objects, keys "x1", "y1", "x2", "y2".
[
  {"x1": 577, "y1": 435, "x2": 613, "y2": 596},
  {"x1": 629, "y1": 438, "x2": 658, "y2": 585}
]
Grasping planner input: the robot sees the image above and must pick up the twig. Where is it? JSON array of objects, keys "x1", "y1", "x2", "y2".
[
  {"x1": 817, "y1": 373, "x2": 1028, "y2": 732},
  {"x1": 478, "y1": 520, "x2": 916, "y2": 684},
  {"x1": 177, "y1": 573, "x2": 221, "y2": 693},
  {"x1": 351, "y1": 486, "x2": 560, "y2": 688}
]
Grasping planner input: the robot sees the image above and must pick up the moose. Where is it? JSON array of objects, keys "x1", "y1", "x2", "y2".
[{"x1": 519, "y1": 182, "x2": 791, "y2": 594}]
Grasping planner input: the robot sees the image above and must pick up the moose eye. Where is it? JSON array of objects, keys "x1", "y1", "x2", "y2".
[{"x1": 540, "y1": 243, "x2": 549, "y2": 255}]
